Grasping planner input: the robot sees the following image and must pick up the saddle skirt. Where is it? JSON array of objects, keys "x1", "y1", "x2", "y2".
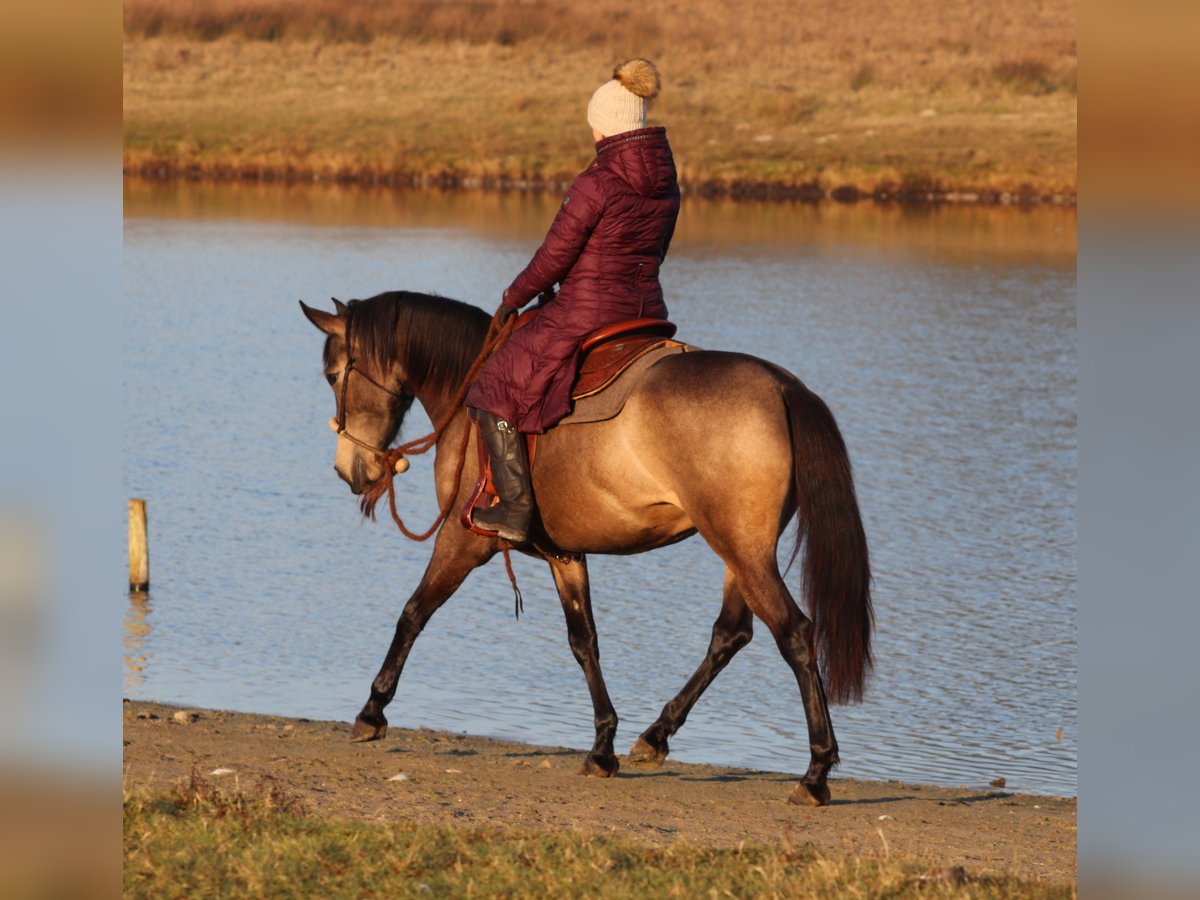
[{"x1": 461, "y1": 317, "x2": 691, "y2": 536}]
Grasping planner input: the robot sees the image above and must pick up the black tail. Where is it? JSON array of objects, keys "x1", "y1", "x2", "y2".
[{"x1": 784, "y1": 383, "x2": 874, "y2": 704}]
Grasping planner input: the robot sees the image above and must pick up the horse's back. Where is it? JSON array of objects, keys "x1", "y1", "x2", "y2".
[{"x1": 633, "y1": 348, "x2": 804, "y2": 410}]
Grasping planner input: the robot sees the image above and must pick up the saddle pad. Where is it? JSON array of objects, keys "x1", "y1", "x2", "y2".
[
  {"x1": 559, "y1": 342, "x2": 694, "y2": 426},
  {"x1": 573, "y1": 335, "x2": 682, "y2": 399}
]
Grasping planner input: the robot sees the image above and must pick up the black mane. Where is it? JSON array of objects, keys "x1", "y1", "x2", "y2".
[{"x1": 331, "y1": 291, "x2": 492, "y2": 394}]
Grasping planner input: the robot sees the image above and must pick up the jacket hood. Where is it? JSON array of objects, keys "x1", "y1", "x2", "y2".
[{"x1": 595, "y1": 127, "x2": 676, "y2": 198}]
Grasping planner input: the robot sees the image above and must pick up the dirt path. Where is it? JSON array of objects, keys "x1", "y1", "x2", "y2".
[{"x1": 123, "y1": 701, "x2": 1075, "y2": 885}]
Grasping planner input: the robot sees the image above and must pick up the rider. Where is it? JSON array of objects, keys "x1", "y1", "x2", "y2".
[{"x1": 465, "y1": 58, "x2": 681, "y2": 545}]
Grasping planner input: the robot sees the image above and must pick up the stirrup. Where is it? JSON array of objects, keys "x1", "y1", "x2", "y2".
[{"x1": 472, "y1": 504, "x2": 531, "y2": 545}]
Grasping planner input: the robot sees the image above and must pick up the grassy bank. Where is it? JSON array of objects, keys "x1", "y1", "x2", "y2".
[
  {"x1": 124, "y1": 774, "x2": 1071, "y2": 898},
  {"x1": 122, "y1": 0, "x2": 1076, "y2": 201}
]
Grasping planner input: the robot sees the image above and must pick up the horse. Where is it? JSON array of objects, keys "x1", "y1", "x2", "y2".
[{"x1": 300, "y1": 291, "x2": 873, "y2": 806}]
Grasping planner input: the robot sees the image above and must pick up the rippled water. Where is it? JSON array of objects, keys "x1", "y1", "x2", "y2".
[{"x1": 124, "y1": 181, "x2": 1076, "y2": 796}]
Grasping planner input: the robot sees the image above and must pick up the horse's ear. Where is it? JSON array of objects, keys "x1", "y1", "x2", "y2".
[
  {"x1": 332, "y1": 297, "x2": 348, "y2": 315},
  {"x1": 299, "y1": 300, "x2": 345, "y2": 336}
]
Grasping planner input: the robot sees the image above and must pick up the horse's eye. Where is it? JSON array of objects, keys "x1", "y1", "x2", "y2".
[{"x1": 326, "y1": 373, "x2": 338, "y2": 386}]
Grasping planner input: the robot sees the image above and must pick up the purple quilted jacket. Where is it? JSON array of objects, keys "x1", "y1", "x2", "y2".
[{"x1": 465, "y1": 126, "x2": 680, "y2": 433}]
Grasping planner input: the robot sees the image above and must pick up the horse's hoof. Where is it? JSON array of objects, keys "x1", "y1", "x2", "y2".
[
  {"x1": 579, "y1": 753, "x2": 620, "y2": 778},
  {"x1": 627, "y1": 735, "x2": 669, "y2": 766},
  {"x1": 788, "y1": 781, "x2": 831, "y2": 807},
  {"x1": 350, "y1": 715, "x2": 387, "y2": 743}
]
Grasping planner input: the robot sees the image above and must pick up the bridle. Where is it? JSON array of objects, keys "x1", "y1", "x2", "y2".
[
  {"x1": 327, "y1": 303, "x2": 516, "y2": 544},
  {"x1": 323, "y1": 303, "x2": 525, "y2": 612},
  {"x1": 332, "y1": 355, "x2": 407, "y2": 457}
]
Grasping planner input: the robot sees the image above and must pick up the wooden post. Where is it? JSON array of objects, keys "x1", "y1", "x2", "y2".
[{"x1": 129, "y1": 498, "x2": 149, "y2": 592}]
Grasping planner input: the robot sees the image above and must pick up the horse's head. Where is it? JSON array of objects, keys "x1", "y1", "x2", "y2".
[{"x1": 300, "y1": 299, "x2": 412, "y2": 495}]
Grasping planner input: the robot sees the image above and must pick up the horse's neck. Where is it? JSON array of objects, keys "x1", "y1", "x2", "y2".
[
  {"x1": 406, "y1": 324, "x2": 489, "y2": 440},
  {"x1": 413, "y1": 384, "x2": 467, "y2": 445}
]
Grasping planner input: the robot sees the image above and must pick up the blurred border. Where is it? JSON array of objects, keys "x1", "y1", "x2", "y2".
[
  {"x1": 1, "y1": 2, "x2": 122, "y2": 896},
  {"x1": 1080, "y1": 0, "x2": 1200, "y2": 895},
  {"x1": 4, "y1": 0, "x2": 1198, "y2": 893}
]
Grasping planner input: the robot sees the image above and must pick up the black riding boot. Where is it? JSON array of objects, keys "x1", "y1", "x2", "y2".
[{"x1": 469, "y1": 408, "x2": 534, "y2": 544}]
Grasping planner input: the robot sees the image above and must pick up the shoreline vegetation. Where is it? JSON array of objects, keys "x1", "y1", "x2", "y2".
[
  {"x1": 123, "y1": 701, "x2": 1077, "y2": 896},
  {"x1": 123, "y1": 0, "x2": 1076, "y2": 205},
  {"x1": 125, "y1": 780, "x2": 1071, "y2": 898}
]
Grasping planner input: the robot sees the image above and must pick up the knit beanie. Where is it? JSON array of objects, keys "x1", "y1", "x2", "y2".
[{"x1": 587, "y1": 58, "x2": 661, "y2": 137}]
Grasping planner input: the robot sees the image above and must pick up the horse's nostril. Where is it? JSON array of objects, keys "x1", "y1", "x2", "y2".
[{"x1": 352, "y1": 456, "x2": 368, "y2": 490}]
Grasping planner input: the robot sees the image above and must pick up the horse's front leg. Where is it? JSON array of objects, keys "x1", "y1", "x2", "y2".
[
  {"x1": 547, "y1": 554, "x2": 619, "y2": 777},
  {"x1": 351, "y1": 525, "x2": 494, "y2": 742}
]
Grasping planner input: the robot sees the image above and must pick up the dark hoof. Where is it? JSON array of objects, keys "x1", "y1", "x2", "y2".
[
  {"x1": 627, "y1": 735, "x2": 669, "y2": 766},
  {"x1": 350, "y1": 715, "x2": 388, "y2": 743},
  {"x1": 579, "y1": 753, "x2": 620, "y2": 778},
  {"x1": 788, "y1": 780, "x2": 831, "y2": 807}
]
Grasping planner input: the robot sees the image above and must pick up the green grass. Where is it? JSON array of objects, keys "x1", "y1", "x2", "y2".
[{"x1": 124, "y1": 774, "x2": 1074, "y2": 898}]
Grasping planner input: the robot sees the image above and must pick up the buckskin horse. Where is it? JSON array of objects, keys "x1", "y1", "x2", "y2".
[{"x1": 301, "y1": 291, "x2": 872, "y2": 806}]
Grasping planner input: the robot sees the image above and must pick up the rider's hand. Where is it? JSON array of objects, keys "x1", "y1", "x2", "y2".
[{"x1": 496, "y1": 298, "x2": 517, "y2": 326}]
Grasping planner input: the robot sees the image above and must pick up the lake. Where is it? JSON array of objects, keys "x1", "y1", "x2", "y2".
[{"x1": 123, "y1": 179, "x2": 1076, "y2": 796}]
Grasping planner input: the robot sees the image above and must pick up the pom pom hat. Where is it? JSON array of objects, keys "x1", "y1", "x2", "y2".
[{"x1": 587, "y1": 58, "x2": 661, "y2": 137}]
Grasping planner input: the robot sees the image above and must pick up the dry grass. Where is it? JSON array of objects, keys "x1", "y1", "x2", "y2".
[
  {"x1": 990, "y1": 58, "x2": 1070, "y2": 96},
  {"x1": 124, "y1": 773, "x2": 1074, "y2": 898},
  {"x1": 123, "y1": 0, "x2": 660, "y2": 46},
  {"x1": 123, "y1": 0, "x2": 1077, "y2": 198}
]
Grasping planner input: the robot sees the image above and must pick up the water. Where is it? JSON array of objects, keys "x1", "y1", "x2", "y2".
[{"x1": 124, "y1": 180, "x2": 1076, "y2": 796}]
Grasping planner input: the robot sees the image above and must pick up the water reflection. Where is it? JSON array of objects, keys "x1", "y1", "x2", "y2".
[
  {"x1": 123, "y1": 177, "x2": 1075, "y2": 269},
  {"x1": 123, "y1": 593, "x2": 152, "y2": 694}
]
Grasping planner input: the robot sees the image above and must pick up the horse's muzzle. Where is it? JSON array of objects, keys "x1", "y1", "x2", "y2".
[{"x1": 336, "y1": 455, "x2": 371, "y2": 495}]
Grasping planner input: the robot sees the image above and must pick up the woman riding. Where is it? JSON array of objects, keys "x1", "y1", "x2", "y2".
[{"x1": 465, "y1": 58, "x2": 681, "y2": 545}]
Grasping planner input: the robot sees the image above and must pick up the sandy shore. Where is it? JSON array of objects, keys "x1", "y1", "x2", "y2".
[{"x1": 123, "y1": 700, "x2": 1075, "y2": 885}]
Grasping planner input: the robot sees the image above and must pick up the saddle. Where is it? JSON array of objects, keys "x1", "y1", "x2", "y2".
[{"x1": 460, "y1": 316, "x2": 683, "y2": 536}]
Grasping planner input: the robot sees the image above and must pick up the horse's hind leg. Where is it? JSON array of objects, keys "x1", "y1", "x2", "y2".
[
  {"x1": 628, "y1": 568, "x2": 753, "y2": 765},
  {"x1": 732, "y1": 558, "x2": 839, "y2": 806},
  {"x1": 546, "y1": 554, "x2": 620, "y2": 777},
  {"x1": 351, "y1": 526, "x2": 493, "y2": 742}
]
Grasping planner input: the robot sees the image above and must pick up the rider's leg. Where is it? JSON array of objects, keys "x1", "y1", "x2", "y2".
[{"x1": 469, "y1": 407, "x2": 534, "y2": 544}]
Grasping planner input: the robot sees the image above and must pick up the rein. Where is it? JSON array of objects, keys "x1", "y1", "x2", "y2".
[
  {"x1": 339, "y1": 305, "x2": 524, "y2": 612},
  {"x1": 351, "y1": 306, "x2": 514, "y2": 534}
]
